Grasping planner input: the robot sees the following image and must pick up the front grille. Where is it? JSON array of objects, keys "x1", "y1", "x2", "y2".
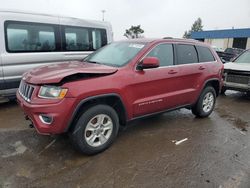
[
  {"x1": 19, "y1": 80, "x2": 35, "y2": 102},
  {"x1": 226, "y1": 74, "x2": 249, "y2": 85}
]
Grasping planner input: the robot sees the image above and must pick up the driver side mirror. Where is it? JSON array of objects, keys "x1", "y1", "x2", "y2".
[{"x1": 137, "y1": 57, "x2": 160, "y2": 70}]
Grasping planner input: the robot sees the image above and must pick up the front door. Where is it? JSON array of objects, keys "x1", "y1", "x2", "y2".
[{"x1": 128, "y1": 43, "x2": 182, "y2": 117}]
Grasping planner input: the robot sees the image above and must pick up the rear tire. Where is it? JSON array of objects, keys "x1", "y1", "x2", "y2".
[
  {"x1": 69, "y1": 104, "x2": 119, "y2": 155},
  {"x1": 192, "y1": 86, "x2": 216, "y2": 118}
]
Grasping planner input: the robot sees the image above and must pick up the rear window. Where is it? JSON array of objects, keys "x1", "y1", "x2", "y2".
[
  {"x1": 176, "y1": 44, "x2": 198, "y2": 65},
  {"x1": 5, "y1": 21, "x2": 57, "y2": 52},
  {"x1": 196, "y1": 46, "x2": 215, "y2": 62}
]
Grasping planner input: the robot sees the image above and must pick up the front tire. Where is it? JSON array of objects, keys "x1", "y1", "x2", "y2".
[
  {"x1": 192, "y1": 86, "x2": 216, "y2": 118},
  {"x1": 69, "y1": 104, "x2": 119, "y2": 155}
]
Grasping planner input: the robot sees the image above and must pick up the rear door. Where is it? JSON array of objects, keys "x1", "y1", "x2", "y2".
[{"x1": 174, "y1": 44, "x2": 206, "y2": 105}]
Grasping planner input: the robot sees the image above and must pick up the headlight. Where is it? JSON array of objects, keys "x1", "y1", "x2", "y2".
[{"x1": 38, "y1": 86, "x2": 68, "y2": 99}]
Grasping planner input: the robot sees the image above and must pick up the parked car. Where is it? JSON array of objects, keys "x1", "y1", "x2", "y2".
[
  {"x1": 17, "y1": 38, "x2": 224, "y2": 155},
  {"x1": 222, "y1": 49, "x2": 250, "y2": 94},
  {"x1": 216, "y1": 47, "x2": 244, "y2": 63},
  {"x1": 0, "y1": 10, "x2": 113, "y2": 100},
  {"x1": 212, "y1": 46, "x2": 223, "y2": 52}
]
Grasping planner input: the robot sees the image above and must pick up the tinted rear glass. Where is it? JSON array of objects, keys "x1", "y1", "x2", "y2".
[
  {"x1": 176, "y1": 44, "x2": 198, "y2": 64},
  {"x1": 196, "y1": 46, "x2": 215, "y2": 62}
]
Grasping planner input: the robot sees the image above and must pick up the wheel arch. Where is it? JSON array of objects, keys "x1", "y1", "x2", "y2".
[
  {"x1": 193, "y1": 78, "x2": 220, "y2": 106},
  {"x1": 202, "y1": 79, "x2": 220, "y2": 97},
  {"x1": 65, "y1": 93, "x2": 127, "y2": 132}
]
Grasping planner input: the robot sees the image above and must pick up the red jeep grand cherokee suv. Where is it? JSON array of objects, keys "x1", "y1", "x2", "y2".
[{"x1": 17, "y1": 39, "x2": 223, "y2": 155}]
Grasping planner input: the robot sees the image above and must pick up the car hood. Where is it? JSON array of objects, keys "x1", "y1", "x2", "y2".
[
  {"x1": 224, "y1": 62, "x2": 250, "y2": 72},
  {"x1": 23, "y1": 61, "x2": 118, "y2": 84}
]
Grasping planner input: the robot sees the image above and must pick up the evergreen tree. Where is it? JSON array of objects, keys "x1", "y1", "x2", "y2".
[{"x1": 183, "y1": 18, "x2": 203, "y2": 38}]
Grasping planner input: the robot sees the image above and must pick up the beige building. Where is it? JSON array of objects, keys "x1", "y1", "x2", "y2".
[{"x1": 191, "y1": 28, "x2": 250, "y2": 50}]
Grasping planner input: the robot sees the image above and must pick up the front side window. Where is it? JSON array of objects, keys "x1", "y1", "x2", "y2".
[
  {"x1": 6, "y1": 22, "x2": 56, "y2": 52},
  {"x1": 176, "y1": 44, "x2": 198, "y2": 65},
  {"x1": 85, "y1": 42, "x2": 145, "y2": 67},
  {"x1": 196, "y1": 46, "x2": 215, "y2": 62},
  {"x1": 146, "y1": 44, "x2": 174, "y2": 67},
  {"x1": 65, "y1": 27, "x2": 90, "y2": 51},
  {"x1": 234, "y1": 50, "x2": 250, "y2": 63}
]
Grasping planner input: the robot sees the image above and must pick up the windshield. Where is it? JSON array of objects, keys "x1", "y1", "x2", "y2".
[
  {"x1": 234, "y1": 50, "x2": 250, "y2": 63},
  {"x1": 84, "y1": 42, "x2": 145, "y2": 67}
]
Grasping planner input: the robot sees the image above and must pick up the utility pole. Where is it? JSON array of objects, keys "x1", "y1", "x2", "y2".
[{"x1": 101, "y1": 10, "x2": 106, "y2": 21}]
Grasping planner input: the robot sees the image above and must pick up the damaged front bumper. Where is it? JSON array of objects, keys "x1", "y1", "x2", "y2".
[{"x1": 17, "y1": 92, "x2": 76, "y2": 135}]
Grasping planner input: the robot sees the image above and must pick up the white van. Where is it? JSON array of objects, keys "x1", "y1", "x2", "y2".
[{"x1": 0, "y1": 10, "x2": 113, "y2": 100}]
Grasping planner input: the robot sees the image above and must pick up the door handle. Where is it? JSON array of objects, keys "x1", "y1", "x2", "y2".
[
  {"x1": 168, "y1": 70, "x2": 178, "y2": 74},
  {"x1": 199, "y1": 66, "x2": 205, "y2": 70}
]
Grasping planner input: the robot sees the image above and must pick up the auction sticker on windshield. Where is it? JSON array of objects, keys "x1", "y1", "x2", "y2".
[{"x1": 129, "y1": 44, "x2": 144, "y2": 48}]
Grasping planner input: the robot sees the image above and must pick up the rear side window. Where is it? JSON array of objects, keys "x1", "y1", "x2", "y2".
[
  {"x1": 196, "y1": 46, "x2": 215, "y2": 62},
  {"x1": 65, "y1": 27, "x2": 90, "y2": 51},
  {"x1": 5, "y1": 21, "x2": 57, "y2": 52},
  {"x1": 64, "y1": 26, "x2": 107, "y2": 51},
  {"x1": 146, "y1": 44, "x2": 174, "y2": 67},
  {"x1": 176, "y1": 44, "x2": 198, "y2": 65}
]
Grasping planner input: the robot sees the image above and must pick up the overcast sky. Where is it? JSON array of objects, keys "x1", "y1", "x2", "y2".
[{"x1": 1, "y1": 0, "x2": 250, "y2": 40}]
